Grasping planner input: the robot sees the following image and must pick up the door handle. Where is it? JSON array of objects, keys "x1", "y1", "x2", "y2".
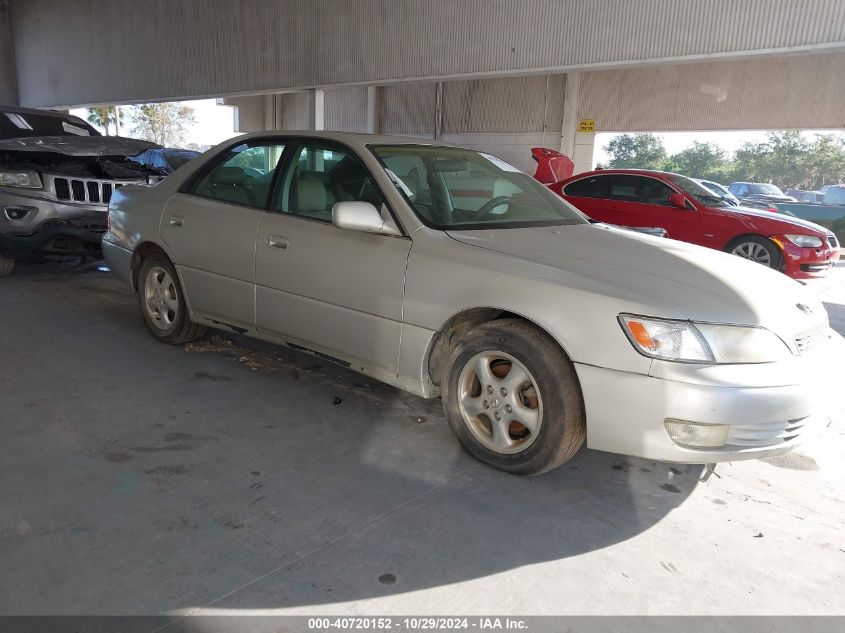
[
  {"x1": 169, "y1": 215, "x2": 184, "y2": 227},
  {"x1": 267, "y1": 235, "x2": 289, "y2": 250}
]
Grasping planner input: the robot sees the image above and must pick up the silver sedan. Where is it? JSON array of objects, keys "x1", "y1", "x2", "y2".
[{"x1": 102, "y1": 132, "x2": 843, "y2": 475}]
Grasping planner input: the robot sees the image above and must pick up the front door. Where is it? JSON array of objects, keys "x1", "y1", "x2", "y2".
[
  {"x1": 255, "y1": 140, "x2": 411, "y2": 377},
  {"x1": 160, "y1": 140, "x2": 286, "y2": 328},
  {"x1": 603, "y1": 174, "x2": 701, "y2": 242}
]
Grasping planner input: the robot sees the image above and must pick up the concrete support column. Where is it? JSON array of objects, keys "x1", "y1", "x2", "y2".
[
  {"x1": 0, "y1": 4, "x2": 18, "y2": 106},
  {"x1": 571, "y1": 133, "x2": 596, "y2": 174},
  {"x1": 366, "y1": 86, "x2": 380, "y2": 134},
  {"x1": 559, "y1": 72, "x2": 580, "y2": 158},
  {"x1": 306, "y1": 89, "x2": 325, "y2": 131},
  {"x1": 263, "y1": 94, "x2": 276, "y2": 130}
]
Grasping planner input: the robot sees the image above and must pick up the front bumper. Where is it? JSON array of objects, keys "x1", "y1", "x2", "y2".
[
  {"x1": 576, "y1": 328, "x2": 844, "y2": 463},
  {"x1": 0, "y1": 189, "x2": 107, "y2": 259},
  {"x1": 777, "y1": 239, "x2": 840, "y2": 279}
]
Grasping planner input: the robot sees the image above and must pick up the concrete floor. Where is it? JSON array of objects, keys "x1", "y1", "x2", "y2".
[{"x1": 1, "y1": 260, "x2": 844, "y2": 619}]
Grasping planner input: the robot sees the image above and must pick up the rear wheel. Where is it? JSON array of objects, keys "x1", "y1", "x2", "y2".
[
  {"x1": 441, "y1": 319, "x2": 585, "y2": 476},
  {"x1": 727, "y1": 236, "x2": 781, "y2": 270},
  {"x1": 138, "y1": 253, "x2": 206, "y2": 344},
  {"x1": 0, "y1": 255, "x2": 14, "y2": 278}
]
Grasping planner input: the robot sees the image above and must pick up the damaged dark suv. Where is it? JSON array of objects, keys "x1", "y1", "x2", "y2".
[{"x1": 0, "y1": 106, "x2": 162, "y2": 276}]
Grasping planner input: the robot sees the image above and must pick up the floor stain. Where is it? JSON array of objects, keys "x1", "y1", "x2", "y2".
[
  {"x1": 660, "y1": 483, "x2": 681, "y2": 493},
  {"x1": 146, "y1": 465, "x2": 192, "y2": 476},
  {"x1": 378, "y1": 573, "x2": 397, "y2": 585},
  {"x1": 190, "y1": 370, "x2": 232, "y2": 382},
  {"x1": 104, "y1": 452, "x2": 131, "y2": 463}
]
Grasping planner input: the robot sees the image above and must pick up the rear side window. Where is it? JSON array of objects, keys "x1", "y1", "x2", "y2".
[
  {"x1": 190, "y1": 142, "x2": 285, "y2": 208},
  {"x1": 563, "y1": 175, "x2": 610, "y2": 198}
]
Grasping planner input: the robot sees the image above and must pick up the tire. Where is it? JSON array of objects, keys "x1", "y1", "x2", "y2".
[
  {"x1": 137, "y1": 253, "x2": 206, "y2": 344},
  {"x1": 441, "y1": 319, "x2": 586, "y2": 476},
  {"x1": 727, "y1": 236, "x2": 781, "y2": 270},
  {"x1": 0, "y1": 255, "x2": 14, "y2": 278}
]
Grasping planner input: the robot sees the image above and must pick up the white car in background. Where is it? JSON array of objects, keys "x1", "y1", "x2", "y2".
[{"x1": 102, "y1": 132, "x2": 843, "y2": 475}]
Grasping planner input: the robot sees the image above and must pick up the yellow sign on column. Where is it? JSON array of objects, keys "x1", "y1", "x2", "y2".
[{"x1": 578, "y1": 118, "x2": 596, "y2": 133}]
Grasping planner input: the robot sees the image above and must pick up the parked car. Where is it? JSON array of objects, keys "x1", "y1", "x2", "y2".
[
  {"x1": 0, "y1": 106, "x2": 162, "y2": 276},
  {"x1": 131, "y1": 147, "x2": 201, "y2": 175},
  {"x1": 785, "y1": 189, "x2": 825, "y2": 204},
  {"x1": 695, "y1": 178, "x2": 739, "y2": 205},
  {"x1": 728, "y1": 181, "x2": 797, "y2": 205},
  {"x1": 103, "y1": 131, "x2": 842, "y2": 475},
  {"x1": 545, "y1": 168, "x2": 839, "y2": 279}
]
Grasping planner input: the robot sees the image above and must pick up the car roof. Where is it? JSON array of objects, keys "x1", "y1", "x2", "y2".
[
  {"x1": 234, "y1": 130, "x2": 463, "y2": 151},
  {"x1": 559, "y1": 168, "x2": 685, "y2": 183},
  {"x1": 0, "y1": 105, "x2": 80, "y2": 118}
]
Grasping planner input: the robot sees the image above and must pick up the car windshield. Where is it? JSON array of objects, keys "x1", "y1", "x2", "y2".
[
  {"x1": 668, "y1": 174, "x2": 728, "y2": 206},
  {"x1": 749, "y1": 183, "x2": 783, "y2": 195},
  {"x1": 370, "y1": 144, "x2": 588, "y2": 230},
  {"x1": 0, "y1": 110, "x2": 100, "y2": 140}
]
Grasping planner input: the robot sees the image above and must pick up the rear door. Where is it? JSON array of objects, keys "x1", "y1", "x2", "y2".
[
  {"x1": 160, "y1": 140, "x2": 286, "y2": 329},
  {"x1": 560, "y1": 174, "x2": 614, "y2": 221},
  {"x1": 254, "y1": 139, "x2": 411, "y2": 376}
]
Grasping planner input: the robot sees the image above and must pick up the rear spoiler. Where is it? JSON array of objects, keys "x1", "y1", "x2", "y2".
[{"x1": 531, "y1": 147, "x2": 575, "y2": 184}]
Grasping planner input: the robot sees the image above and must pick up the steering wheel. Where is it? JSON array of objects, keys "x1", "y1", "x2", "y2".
[{"x1": 476, "y1": 195, "x2": 512, "y2": 220}]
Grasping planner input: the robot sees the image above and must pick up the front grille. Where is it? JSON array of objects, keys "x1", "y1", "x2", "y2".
[
  {"x1": 794, "y1": 322, "x2": 829, "y2": 353},
  {"x1": 727, "y1": 417, "x2": 810, "y2": 448},
  {"x1": 47, "y1": 175, "x2": 143, "y2": 206}
]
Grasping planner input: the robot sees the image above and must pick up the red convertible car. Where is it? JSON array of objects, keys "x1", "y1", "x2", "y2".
[{"x1": 534, "y1": 153, "x2": 840, "y2": 279}]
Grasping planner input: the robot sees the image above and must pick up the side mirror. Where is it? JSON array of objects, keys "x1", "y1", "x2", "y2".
[
  {"x1": 332, "y1": 201, "x2": 400, "y2": 236},
  {"x1": 668, "y1": 192, "x2": 689, "y2": 209}
]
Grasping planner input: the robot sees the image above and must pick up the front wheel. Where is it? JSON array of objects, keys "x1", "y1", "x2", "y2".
[
  {"x1": 441, "y1": 319, "x2": 586, "y2": 476},
  {"x1": 137, "y1": 253, "x2": 206, "y2": 344},
  {"x1": 727, "y1": 236, "x2": 781, "y2": 270}
]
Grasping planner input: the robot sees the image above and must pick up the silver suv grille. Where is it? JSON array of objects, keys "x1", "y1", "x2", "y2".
[
  {"x1": 794, "y1": 322, "x2": 828, "y2": 354},
  {"x1": 45, "y1": 174, "x2": 146, "y2": 207}
]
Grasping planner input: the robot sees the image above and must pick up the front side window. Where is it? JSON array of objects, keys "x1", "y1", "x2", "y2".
[
  {"x1": 371, "y1": 145, "x2": 587, "y2": 230},
  {"x1": 190, "y1": 142, "x2": 285, "y2": 207},
  {"x1": 667, "y1": 174, "x2": 727, "y2": 206},
  {"x1": 274, "y1": 143, "x2": 385, "y2": 223}
]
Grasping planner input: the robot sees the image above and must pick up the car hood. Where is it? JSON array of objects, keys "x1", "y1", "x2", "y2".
[
  {"x1": 708, "y1": 204, "x2": 831, "y2": 234},
  {"x1": 0, "y1": 135, "x2": 161, "y2": 157},
  {"x1": 446, "y1": 223, "x2": 827, "y2": 339}
]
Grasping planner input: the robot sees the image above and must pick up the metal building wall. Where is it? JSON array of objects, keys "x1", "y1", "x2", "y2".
[
  {"x1": 10, "y1": 0, "x2": 845, "y2": 108},
  {"x1": 324, "y1": 87, "x2": 369, "y2": 133},
  {"x1": 579, "y1": 51, "x2": 845, "y2": 131},
  {"x1": 379, "y1": 83, "x2": 437, "y2": 137}
]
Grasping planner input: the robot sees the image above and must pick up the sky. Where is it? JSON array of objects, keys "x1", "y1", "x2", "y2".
[{"x1": 71, "y1": 98, "x2": 237, "y2": 148}]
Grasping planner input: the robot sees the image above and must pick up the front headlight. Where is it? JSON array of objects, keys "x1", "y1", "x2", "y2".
[
  {"x1": 783, "y1": 234, "x2": 823, "y2": 248},
  {"x1": 619, "y1": 314, "x2": 791, "y2": 364},
  {"x1": 0, "y1": 170, "x2": 43, "y2": 189}
]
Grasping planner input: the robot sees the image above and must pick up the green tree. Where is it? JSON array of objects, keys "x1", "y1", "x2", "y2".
[
  {"x1": 130, "y1": 102, "x2": 196, "y2": 147},
  {"x1": 603, "y1": 133, "x2": 667, "y2": 169},
  {"x1": 665, "y1": 142, "x2": 728, "y2": 181},
  {"x1": 86, "y1": 107, "x2": 116, "y2": 135}
]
